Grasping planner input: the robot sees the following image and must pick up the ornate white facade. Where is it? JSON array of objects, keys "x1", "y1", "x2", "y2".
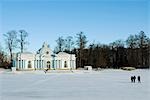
[{"x1": 13, "y1": 42, "x2": 76, "y2": 70}]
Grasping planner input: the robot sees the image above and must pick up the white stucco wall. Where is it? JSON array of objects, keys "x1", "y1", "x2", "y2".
[{"x1": 13, "y1": 43, "x2": 76, "y2": 70}]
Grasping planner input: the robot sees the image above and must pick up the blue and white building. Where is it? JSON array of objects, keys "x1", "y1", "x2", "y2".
[{"x1": 13, "y1": 42, "x2": 76, "y2": 70}]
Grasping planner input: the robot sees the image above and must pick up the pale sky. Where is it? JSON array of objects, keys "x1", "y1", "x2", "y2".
[{"x1": 0, "y1": 0, "x2": 149, "y2": 53}]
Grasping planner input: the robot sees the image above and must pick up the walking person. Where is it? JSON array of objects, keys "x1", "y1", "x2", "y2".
[
  {"x1": 133, "y1": 76, "x2": 136, "y2": 83},
  {"x1": 131, "y1": 76, "x2": 133, "y2": 83},
  {"x1": 44, "y1": 68, "x2": 49, "y2": 73},
  {"x1": 138, "y1": 76, "x2": 141, "y2": 83}
]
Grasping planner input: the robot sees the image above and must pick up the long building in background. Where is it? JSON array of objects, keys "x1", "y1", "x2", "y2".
[{"x1": 13, "y1": 42, "x2": 76, "y2": 70}]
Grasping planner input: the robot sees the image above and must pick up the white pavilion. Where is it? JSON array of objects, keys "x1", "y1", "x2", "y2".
[{"x1": 13, "y1": 42, "x2": 76, "y2": 70}]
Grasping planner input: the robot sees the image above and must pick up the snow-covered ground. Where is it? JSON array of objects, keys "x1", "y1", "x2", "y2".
[{"x1": 0, "y1": 69, "x2": 150, "y2": 100}]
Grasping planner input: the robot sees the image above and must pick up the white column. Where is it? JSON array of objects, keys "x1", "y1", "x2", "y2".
[
  {"x1": 42, "y1": 60, "x2": 43, "y2": 69},
  {"x1": 17, "y1": 60, "x2": 19, "y2": 69},
  {"x1": 20, "y1": 60, "x2": 22, "y2": 69},
  {"x1": 39, "y1": 60, "x2": 41, "y2": 69},
  {"x1": 21, "y1": 60, "x2": 22, "y2": 69},
  {"x1": 54, "y1": 60, "x2": 56, "y2": 69},
  {"x1": 18, "y1": 60, "x2": 20, "y2": 69},
  {"x1": 19, "y1": 60, "x2": 20, "y2": 69},
  {"x1": 61, "y1": 60, "x2": 63, "y2": 69},
  {"x1": 72, "y1": 60, "x2": 74, "y2": 69},
  {"x1": 42, "y1": 60, "x2": 44, "y2": 68},
  {"x1": 40, "y1": 60, "x2": 41, "y2": 69},
  {"x1": 60, "y1": 60, "x2": 62, "y2": 69},
  {"x1": 35, "y1": 60, "x2": 37, "y2": 69},
  {"x1": 59, "y1": 60, "x2": 61, "y2": 69},
  {"x1": 43, "y1": 60, "x2": 45, "y2": 68},
  {"x1": 34, "y1": 60, "x2": 35, "y2": 68},
  {"x1": 31, "y1": 60, "x2": 32, "y2": 69},
  {"x1": 36, "y1": 60, "x2": 39, "y2": 69},
  {"x1": 24, "y1": 60, "x2": 26, "y2": 69},
  {"x1": 16, "y1": 60, "x2": 17, "y2": 68},
  {"x1": 36, "y1": 60, "x2": 37, "y2": 69},
  {"x1": 40, "y1": 60, "x2": 42, "y2": 68},
  {"x1": 74, "y1": 60, "x2": 76, "y2": 69},
  {"x1": 22, "y1": 60, "x2": 24, "y2": 69},
  {"x1": 56, "y1": 60, "x2": 58, "y2": 69},
  {"x1": 23, "y1": 60, "x2": 25, "y2": 68},
  {"x1": 43, "y1": 60, "x2": 44, "y2": 68},
  {"x1": 16, "y1": 60, "x2": 18, "y2": 69},
  {"x1": 55, "y1": 60, "x2": 56, "y2": 69},
  {"x1": 57, "y1": 60, "x2": 59, "y2": 69},
  {"x1": 19, "y1": 60, "x2": 21, "y2": 69},
  {"x1": 70, "y1": 60, "x2": 72, "y2": 69}
]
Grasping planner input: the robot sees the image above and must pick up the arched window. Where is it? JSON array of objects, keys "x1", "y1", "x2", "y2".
[
  {"x1": 47, "y1": 61, "x2": 50, "y2": 69},
  {"x1": 64, "y1": 61, "x2": 67, "y2": 68},
  {"x1": 28, "y1": 61, "x2": 32, "y2": 68}
]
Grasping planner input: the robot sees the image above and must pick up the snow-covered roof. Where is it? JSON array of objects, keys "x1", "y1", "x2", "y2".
[
  {"x1": 21, "y1": 52, "x2": 33, "y2": 54},
  {"x1": 57, "y1": 52, "x2": 70, "y2": 55},
  {"x1": 17, "y1": 52, "x2": 33, "y2": 55}
]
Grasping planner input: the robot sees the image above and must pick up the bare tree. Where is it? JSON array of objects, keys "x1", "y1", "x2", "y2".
[
  {"x1": 137, "y1": 31, "x2": 149, "y2": 67},
  {"x1": 126, "y1": 34, "x2": 138, "y2": 67},
  {"x1": 76, "y1": 32, "x2": 88, "y2": 67},
  {"x1": 112, "y1": 39, "x2": 125, "y2": 48},
  {"x1": 0, "y1": 50, "x2": 9, "y2": 68},
  {"x1": 126, "y1": 35, "x2": 138, "y2": 49},
  {"x1": 109, "y1": 40, "x2": 125, "y2": 68},
  {"x1": 137, "y1": 31, "x2": 149, "y2": 48},
  {"x1": 55, "y1": 36, "x2": 65, "y2": 53},
  {"x1": 76, "y1": 32, "x2": 88, "y2": 49},
  {"x1": 0, "y1": 44, "x2": 4, "y2": 67},
  {"x1": 3, "y1": 30, "x2": 17, "y2": 68},
  {"x1": 17, "y1": 30, "x2": 29, "y2": 53},
  {"x1": 64, "y1": 36, "x2": 74, "y2": 53}
]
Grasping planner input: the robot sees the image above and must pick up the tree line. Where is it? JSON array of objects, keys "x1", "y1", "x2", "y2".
[
  {"x1": 0, "y1": 30, "x2": 149, "y2": 69},
  {"x1": 55, "y1": 31, "x2": 150, "y2": 69}
]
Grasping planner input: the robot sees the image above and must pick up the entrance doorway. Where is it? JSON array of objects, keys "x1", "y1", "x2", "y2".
[
  {"x1": 28, "y1": 61, "x2": 32, "y2": 68},
  {"x1": 64, "y1": 61, "x2": 68, "y2": 68},
  {"x1": 47, "y1": 61, "x2": 51, "y2": 69}
]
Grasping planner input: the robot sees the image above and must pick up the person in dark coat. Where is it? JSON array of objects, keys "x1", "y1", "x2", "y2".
[
  {"x1": 133, "y1": 76, "x2": 136, "y2": 83},
  {"x1": 44, "y1": 68, "x2": 49, "y2": 73},
  {"x1": 131, "y1": 76, "x2": 133, "y2": 83},
  {"x1": 138, "y1": 76, "x2": 141, "y2": 83}
]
